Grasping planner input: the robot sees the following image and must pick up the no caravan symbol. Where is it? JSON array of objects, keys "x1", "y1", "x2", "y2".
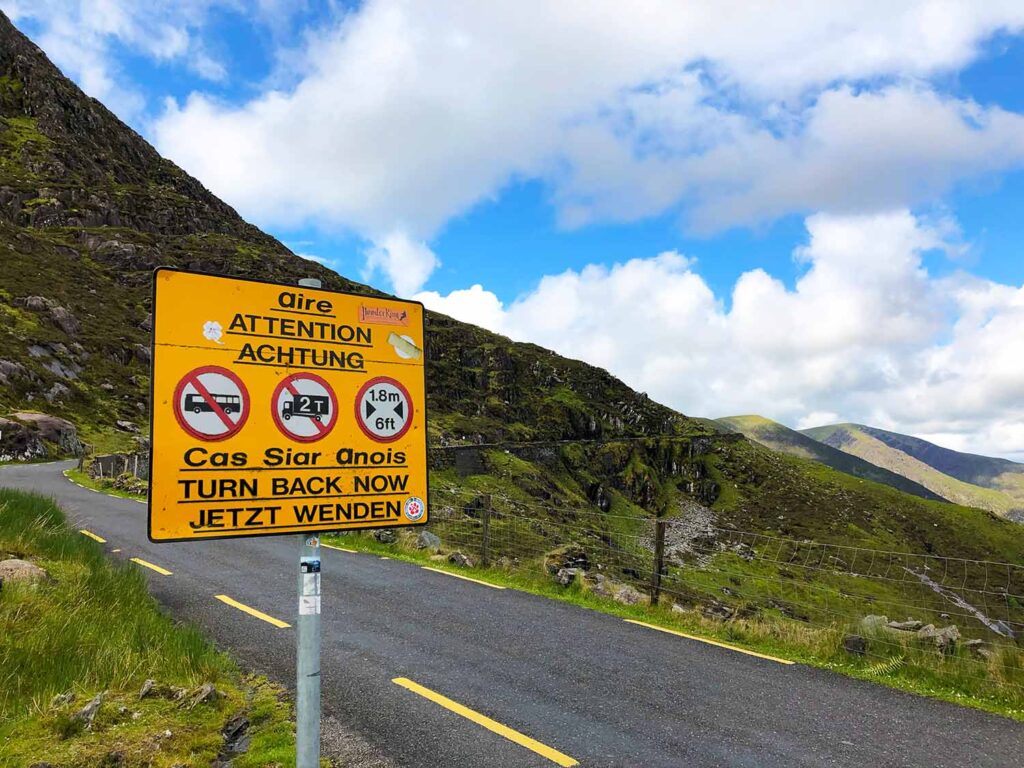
[
  {"x1": 272, "y1": 372, "x2": 338, "y2": 443},
  {"x1": 173, "y1": 365, "x2": 249, "y2": 442}
]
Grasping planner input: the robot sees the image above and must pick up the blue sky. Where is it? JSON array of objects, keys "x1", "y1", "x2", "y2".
[{"x1": 7, "y1": 2, "x2": 1024, "y2": 458}]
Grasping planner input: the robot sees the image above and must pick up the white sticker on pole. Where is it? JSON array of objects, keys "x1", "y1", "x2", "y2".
[
  {"x1": 173, "y1": 365, "x2": 249, "y2": 442},
  {"x1": 355, "y1": 376, "x2": 413, "y2": 443},
  {"x1": 299, "y1": 595, "x2": 321, "y2": 615},
  {"x1": 302, "y1": 572, "x2": 321, "y2": 596}
]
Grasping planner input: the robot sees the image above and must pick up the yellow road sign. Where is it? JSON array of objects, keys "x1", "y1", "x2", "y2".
[{"x1": 148, "y1": 268, "x2": 428, "y2": 541}]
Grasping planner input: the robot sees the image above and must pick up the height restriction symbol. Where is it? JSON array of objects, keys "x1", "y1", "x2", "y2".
[
  {"x1": 173, "y1": 365, "x2": 249, "y2": 441},
  {"x1": 272, "y1": 372, "x2": 338, "y2": 442},
  {"x1": 355, "y1": 376, "x2": 413, "y2": 442}
]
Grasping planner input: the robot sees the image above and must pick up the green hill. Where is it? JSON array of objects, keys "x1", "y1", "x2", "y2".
[
  {"x1": 716, "y1": 416, "x2": 945, "y2": 502},
  {"x1": 802, "y1": 424, "x2": 1024, "y2": 519}
]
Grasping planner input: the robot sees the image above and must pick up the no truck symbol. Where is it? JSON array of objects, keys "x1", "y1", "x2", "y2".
[
  {"x1": 355, "y1": 376, "x2": 413, "y2": 443},
  {"x1": 173, "y1": 365, "x2": 249, "y2": 441},
  {"x1": 272, "y1": 372, "x2": 338, "y2": 443}
]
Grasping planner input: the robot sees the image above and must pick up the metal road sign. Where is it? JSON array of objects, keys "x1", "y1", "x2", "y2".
[{"x1": 148, "y1": 268, "x2": 429, "y2": 541}]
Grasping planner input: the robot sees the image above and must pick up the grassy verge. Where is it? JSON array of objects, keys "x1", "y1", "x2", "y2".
[
  {"x1": 326, "y1": 529, "x2": 1024, "y2": 722},
  {"x1": 0, "y1": 488, "x2": 303, "y2": 767},
  {"x1": 64, "y1": 467, "x2": 146, "y2": 500}
]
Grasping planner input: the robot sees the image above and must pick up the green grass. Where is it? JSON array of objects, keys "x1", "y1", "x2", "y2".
[
  {"x1": 64, "y1": 467, "x2": 146, "y2": 499},
  {"x1": 325, "y1": 527, "x2": 1024, "y2": 721},
  {"x1": 0, "y1": 488, "x2": 305, "y2": 767}
]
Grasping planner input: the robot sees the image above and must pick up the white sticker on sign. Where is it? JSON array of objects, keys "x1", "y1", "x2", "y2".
[{"x1": 299, "y1": 595, "x2": 321, "y2": 615}]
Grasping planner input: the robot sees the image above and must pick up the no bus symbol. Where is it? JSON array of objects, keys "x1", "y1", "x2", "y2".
[
  {"x1": 355, "y1": 376, "x2": 413, "y2": 443},
  {"x1": 173, "y1": 366, "x2": 249, "y2": 441},
  {"x1": 272, "y1": 372, "x2": 338, "y2": 443}
]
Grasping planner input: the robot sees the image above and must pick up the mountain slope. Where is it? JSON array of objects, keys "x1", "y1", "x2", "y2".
[
  {"x1": 843, "y1": 424, "x2": 1024, "y2": 505},
  {"x1": 716, "y1": 415, "x2": 945, "y2": 502},
  {"x1": 802, "y1": 424, "x2": 1024, "y2": 518},
  {"x1": 0, "y1": 8, "x2": 1021, "y2": 594}
]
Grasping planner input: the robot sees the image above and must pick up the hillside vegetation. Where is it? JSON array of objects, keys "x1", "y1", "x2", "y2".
[{"x1": 804, "y1": 424, "x2": 1024, "y2": 519}]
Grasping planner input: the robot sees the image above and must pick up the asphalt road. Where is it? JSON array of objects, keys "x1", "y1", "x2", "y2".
[{"x1": 3, "y1": 461, "x2": 1022, "y2": 767}]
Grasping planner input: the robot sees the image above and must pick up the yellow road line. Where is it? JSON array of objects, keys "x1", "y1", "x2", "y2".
[
  {"x1": 112, "y1": 548, "x2": 122, "y2": 553},
  {"x1": 79, "y1": 529, "x2": 106, "y2": 543},
  {"x1": 421, "y1": 566, "x2": 506, "y2": 590},
  {"x1": 321, "y1": 542, "x2": 357, "y2": 553},
  {"x1": 215, "y1": 594, "x2": 291, "y2": 628},
  {"x1": 623, "y1": 619, "x2": 794, "y2": 665},
  {"x1": 392, "y1": 678, "x2": 578, "y2": 767},
  {"x1": 129, "y1": 557, "x2": 172, "y2": 576}
]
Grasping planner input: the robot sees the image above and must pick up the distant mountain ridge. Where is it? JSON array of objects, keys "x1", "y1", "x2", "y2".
[
  {"x1": 802, "y1": 424, "x2": 1024, "y2": 520},
  {"x1": 716, "y1": 416, "x2": 946, "y2": 502}
]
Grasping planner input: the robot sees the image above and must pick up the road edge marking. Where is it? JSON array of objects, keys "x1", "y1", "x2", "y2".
[
  {"x1": 321, "y1": 542, "x2": 357, "y2": 553},
  {"x1": 421, "y1": 566, "x2": 506, "y2": 590},
  {"x1": 215, "y1": 594, "x2": 291, "y2": 628},
  {"x1": 392, "y1": 678, "x2": 578, "y2": 767},
  {"x1": 79, "y1": 529, "x2": 106, "y2": 543},
  {"x1": 623, "y1": 619, "x2": 794, "y2": 665},
  {"x1": 129, "y1": 557, "x2": 172, "y2": 576}
]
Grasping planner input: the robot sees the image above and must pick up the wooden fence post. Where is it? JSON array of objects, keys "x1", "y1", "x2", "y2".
[
  {"x1": 481, "y1": 494, "x2": 492, "y2": 567},
  {"x1": 650, "y1": 519, "x2": 666, "y2": 605}
]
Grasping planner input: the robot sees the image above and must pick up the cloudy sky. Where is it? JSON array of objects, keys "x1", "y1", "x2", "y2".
[{"x1": 7, "y1": 1, "x2": 1024, "y2": 459}]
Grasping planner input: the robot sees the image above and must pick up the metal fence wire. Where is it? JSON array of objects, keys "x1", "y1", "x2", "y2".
[{"x1": 415, "y1": 483, "x2": 1024, "y2": 688}]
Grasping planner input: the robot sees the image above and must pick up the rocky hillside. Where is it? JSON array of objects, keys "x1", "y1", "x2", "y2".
[
  {"x1": 1, "y1": 11, "x2": 1021, "y2": 569},
  {"x1": 803, "y1": 424, "x2": 1024, "y2": 519},
  {"x1": 716, "y1": 415, "x2": 945, "y2": 502}
]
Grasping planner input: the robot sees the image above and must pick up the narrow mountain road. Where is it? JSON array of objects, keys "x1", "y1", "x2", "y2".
[{"x1": 4, "y1": 461, "x2": 1022, "y2": 767}]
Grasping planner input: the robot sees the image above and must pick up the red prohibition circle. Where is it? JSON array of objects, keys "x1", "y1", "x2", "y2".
[
  {"x1": 172, "y1": 365, "x2": 250, "y2": 442},
  {"x1": 354, "y1": 376, "x2": 414, "y2": 443},
  {"x1": 270, "y1": 372, "x2": 339, "y2": 443}
]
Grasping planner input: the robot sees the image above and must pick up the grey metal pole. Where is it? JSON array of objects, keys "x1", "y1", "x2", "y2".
[
  {"x1": 297, "y1": 533, "x2": 322, "y2": 767},
  {"x1": 296, "y1": 277, "x2": 322, "y2": 768}
]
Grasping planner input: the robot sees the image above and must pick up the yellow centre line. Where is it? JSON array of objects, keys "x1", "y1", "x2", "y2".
[
  {"x1": 421, "y1": 566, "x2": 506, "y2": 590},
  {"x1": 215, "y1": 594, "x2": 291, "y2": 628},
  {"x1": 321, "y1": 542, "x2": 357, "y2": 553},
  {"x1": 79, "y1": 529, "x2": 106, "y2": 543},
  {"x1": 129, "y1": 557, "x2": 173, "y2": 576},
  {"x1": 392, "y1": 678, "x2": 578, "y2": 767},
  {"x1": 623, "y1": 619, "x2": 794, "y2": 665}
]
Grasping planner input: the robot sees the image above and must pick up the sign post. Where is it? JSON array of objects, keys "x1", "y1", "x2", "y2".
[
  {"x1": 295, "y1": 277, "x2": 323, "y2": 768},
  {"x1": 148, "y1": 269, "x2": 429, "y2": 768}
]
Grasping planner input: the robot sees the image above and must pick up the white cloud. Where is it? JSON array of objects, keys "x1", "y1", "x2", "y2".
[
  {"x1": 417, "y1": 210, "x2": 1024, "y2": 461},
  {"x1": 190, "y1": 49, "x2": 227, "y2": 82},
  {"x1": 363, "y1": 232, "x2": 439, "y2": 297},
  {"x1": 147, "y1": 1, "x2": 1024, "y2": 292}
]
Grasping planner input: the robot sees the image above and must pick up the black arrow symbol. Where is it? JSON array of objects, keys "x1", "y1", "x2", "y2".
[
  {"x1": 365, "y1": 401, "x2": 376, "y2": 418},
  {"x1": 394, "y1": 401, "x2": 404, "y2": 419}
]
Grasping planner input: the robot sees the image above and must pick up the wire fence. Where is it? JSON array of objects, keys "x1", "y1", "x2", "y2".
[{"x1": 412, "y1": 482, "x2": 1024, "y2": 689}]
